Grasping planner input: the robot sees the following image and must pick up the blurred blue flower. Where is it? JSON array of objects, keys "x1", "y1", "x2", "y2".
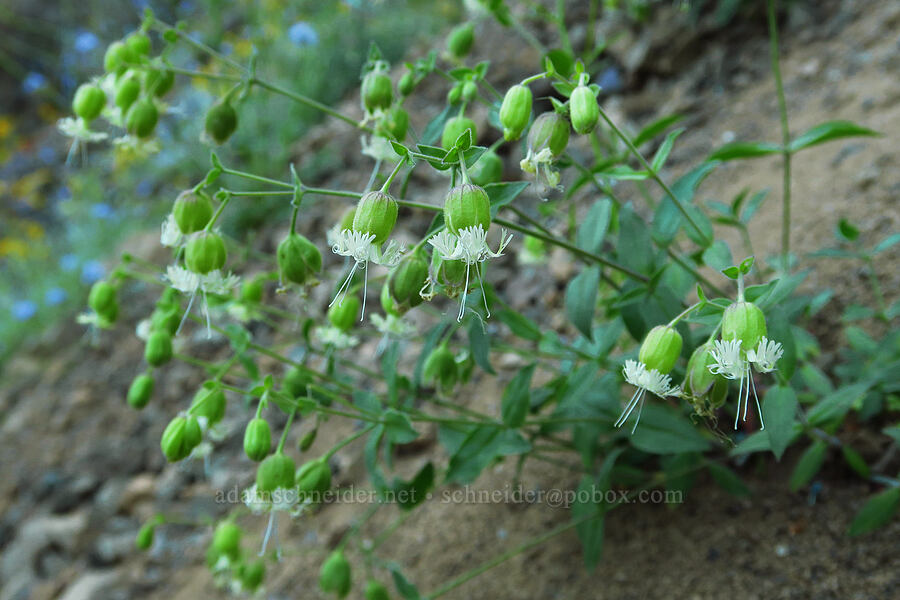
[
  {"x1": 45, "y1": 287, "x2": 68, "y2": 306},
  {"x1": 81, "y1": 260, "x2": 105, "y2": 284},
  {"x1": 91, "y1": 203, "x2": 115, "y2": 219},
  {"x1": 597, "y1": 67, "x2": 624, "y2": 93},
  {"x1": 22, "y1": 72, "x2": 47, "y2": 94},
  {"x1": 288, "y1": 22, "x2": 319, "y2": 47},
  {"x1": 135, "y1": 180, "x2": 153, "y2": 197},
  {"x1": 38, "y1": 145, "x2": 57, "y2": 165},
  {"x1": 220, "y1": 42, "x2": 234, "y2": 56},
  {"x1": 56, "y1": 186, "x2": 72, "y2": 202},
  {"x1": 12, "y1": 300, "x2": 38, "y2": 321},
  {"x1": 60, "y1": 253, "x2": 79, "y2": 272},
  {"x1": 74, "y1": 31, "x2": 100, "y2": 53}
]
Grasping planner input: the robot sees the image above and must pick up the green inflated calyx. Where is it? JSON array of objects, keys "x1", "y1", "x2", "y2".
[
  {"x1": 328, "y1": 295, "x2": 361, "y2": 332},
  {"x1": 125, "y1": 98, "x2": 158, "y2": 138},
  {"x1": 243, "y1": 418, "x2": 271, "y2": 462},
  {"x1": 277, "y1": 232, "x2": 322, "y2": 285},
  {"x1": 388, "y1": 252, "x2": 428, "y2": 311},
  {"x1": 469, "y1": 150, "x2": 504, "y2": 186},
  {"x1": 365, "y1": 580, "x2": 391, "y2": 600},
  {"x1": 88, "y1": 281, "x2": 117, "y2": 316},
  {"x1": 283, "y1": 366, "x2": 313, "y2": 399},
  {"x1": 443, "y1": 183, "x2": 491, "y2": 235},
  {"x1": 361, "y1": 69, "x2": 392, "y2": 113},
  {"x1": 125, "y1": 31, "x2": 151, "y2": 57},
  {"x1": 722, "y1": 301, "x2": 767, "y2": 350},
  {"x1": 145, "y1": 67, "x2": 174, "y2": 97},
  {"x1": 160, "y1": 415, "x2": 201, "y2": 462},
  {"x1": 424, "y1": 343, "x2": 458, "y2": 394},
  {"x1": 239, "y1": 560, "x2": 266, "y2": 590},
  {"x1": 569, "y1": 84, "x2": 599, "y2": 135},
  {"x1": 638, "y1": 325, "x2": 682, "y2": 375},
  {"x1": 376, "y1": 106, "x2": 409, "y2": 141},
  {"x1": 528, "y1": 112, "x2": 570, "y2": 158},
  {"x1": 72, "y1": 84, "x2": 106, "y2": 122},
  {"x1": 212, "y1": 521, "x2": 242, "y2": 560},
  {"x1": 686, "y1": 343, "x2": 721, "y2": 397},
  {"x1": 127, "y1": 373, "x2": 154, "y2": 409},
  {"x1": 447, "y1": 22, "x2": 474, "y2": 58},
  {"x1": 296, "y1": 458, "x2": 332, "y2": 501},
  {"x1": 185, "y1": 231, "x2": 227, "y2": 274},
  {"x1": 205, "y1": 100, "x2": 238, "y2": 144},
  {"x1": 352, "y1": 190, "x2": 398, "y2": 245},
  {"x1": 256, "y1": 452, "x2": 296, "y2": 492},
  {"x1": 441, "y1": 116, "x2": 477, "y2": 150},
  {"x1": 319, "y1": 551, "x2": 352, "y2": 598},
  {"x1": 190, "y1": 383, "x2": 226, "y2": 425},
  {"x1": 499, "y1": 84, "x2": 532, "y2": 141},
  {"x1": 145, "y1": 331, "x2": 173, "y2": 367},
  {"x1": 103, "y1": 41, "x2": 134, "y2": 75},
  {"x1": 173, "y1": 190, "x2": 214, "y2": 234},
  {"x1": 114, "y1": 74, "x2": 141, "y2": 111}
]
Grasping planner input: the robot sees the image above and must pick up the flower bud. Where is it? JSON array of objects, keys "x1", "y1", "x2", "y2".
[
  {"x1": 365, "y1": 580, "x2": 390, "y2": 600},
  {"x1": 499, "y1": 84, "x2": 532, "y2": 141},
  {"x1": 145, "y1": 67, "x2": 174, "y2": 97},
  {"x1": 114, "y1": 73, "x2": 141, "y2": 111},
  {"x1": 205, "y1": 101, "x2": 238, "y2": 144},
  {"x1": 298, "y1": 428, "x2": 317, "y2": 452},
  {"x1": 398, "y1": 71, "x2": 415, "y2": 96},
  {"x1": 127, "y1": 373, "x2": 154, "y2": 409},
  {"x1": 296, "y1": 458, "x2": 332, "y2": 501},
  {"x1": 244, "y1": 418, "x2": 272, "y2": 462},
  {"x1": 191, "y1": 383, "x2": 227, "y2": 425},
  {"x1": 424, "y1": 343, "x2": 458, "y2": 394},
  {"x1": 125, "y1": 98, "x2": 158, "y2": 138},
  {"x1": 443, "y1": 183, "x2": 491, "y2": 235},
  {"x1": 447, "y1": 22, "x2": 474, "y2": 58},
  {"x1": 88, "y1": 281, "x2": 117, "y2": 316},
  {"x1": 72, "y1": 84, "x2": 106, "y2": 122},
  {"x1": 135, "y1": 521, "x2": 155, "y2": 550},
  {"x1": 528, "y1": 112, "x2": 570, "y2": 158},
  {"x1": 185, "y1": 231, "x2": 227, "y2": 274},
  {"x1": 721, "y1": 301, "x2": 767, "y2": 350},
  {"x1": 469, "y1": 150, "x2": 503, "y2": 186},
  {"x1": 212, "y1": 521, "x2": 242, "y2": 560},
  {"x1": 319, "y1": 551, "x2": 352, "y2": 598},
  {"x1": 461, "y1": 80, "x2": 478, "y2": 103},
  {"x1": 150, "y1": 307, "x2": 180, "y2": 336},
  {"x1": 388, "y1": 252, "x2": 429, "y2": 311},
  {"x1": 361, "y1": 70, "x2": 392, "y2": 113},
  {"x1": 173, "y1": 190, "x2": 214, "y2": 234},
  {"x1": 376, "y1": 106, "x2": 409, "y2": 141},
  {"x1": 256, "y1": 452, "x2": 296, "y2": 493},
  {"x1": 239, "y1": 560, "x2": 266, "y2": 591},
  {"x1": 125, "y1": 31, "x2": 151, "y2": 58},
  {"x1": 441, "y1": 116, "x2": 477, "y2": 150},
  {"x1": 145, "y1": 331, "x2": 173, "y2": 367},
  {"x1": 353, "y1": 190, "x2": 398, "y2": 245},
  {"x1": 638, "y1": 325, "x2": 682, "y2": 374},
  {"x1": 283, "y1": 366, "x2": 313, "y2": 399},
  {"x1": 103, "y1": 41, "x2": 134, "y2": 75},
  {"x1": 569, "y1": 84, "x2": 599, "y2": 135},
  {"x1": 447, "y1": 84, "x2": 462, "y2": 106},
  {"x1": 277, "y1": 232, "x2": 322, "y2": 285},
  {"x1": 328, "y1": 296, "x2": 360, "y2": 332},
  {"x1": 160, "y1": 415, "x2": 197, "y2": 462}
]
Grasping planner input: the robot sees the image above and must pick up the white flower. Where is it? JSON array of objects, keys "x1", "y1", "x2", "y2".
[
  {"x1": 370, "y1": 313, "x2": 416, "y2": 338},
  {"x1": 708, "y1": 339, "x2": 746, "y2": 380},
  {"x1": 428, "y1": 224, "x2": 511, "y2": 321},
  {"x1": 313, "y1": 325, "x2": 360, "y2": 350},
  {"x1": 360, "y1": 134, "x2": 399, "y2": 163},
  {"x1": 242, "y1": 484, "x2": 307, "y2": 557},
  {"x1": 330, "y1": 229, "x2": 404, "y2": 319},
  {"x1": 166, "y1": 265, "x2": 201, "y2": 294},
  {"x1": 160, "y1": 213, "x2": 183, "y2": 248},
  {"x1": 616, "y1": 359, "x2": 680, "y2": 433},
  {"x1": 57, "y1": 117, "x2": 109, "y2": 143},
  {"x1": 520, "y1": 148, "x2": 561, "y2": 197},
  {"x1": 164, "y1": 266, "x2": 240, "y2": 338},
  {"x1": 747, "y1": 337, "x2": 784, "y2": 373}
]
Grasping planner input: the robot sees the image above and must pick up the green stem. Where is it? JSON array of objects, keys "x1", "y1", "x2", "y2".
[
  {"x1": 864, "y1": 257, "x2": 889, "y2": 320},
  {"x1": 767, "y1": 0, "x2": 792, "y2": 269},
  {"x1": 668, "y1": 302, "x2": 701, "y2": 327},
  {"x1": 205, "y1": 192, "x2": 231, "y2": 230},
  {"x1": 324, "y1": 424, "x2": 376, "y2": 460},
  {"x1": 276, "y1": 404, "x2": 298, "y2": 454},
  {"x1": 380, "y1": 160, "x2": 406, "y2": 193}
]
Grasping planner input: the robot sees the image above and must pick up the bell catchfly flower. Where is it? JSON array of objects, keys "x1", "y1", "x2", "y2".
[
  {"x1": 330, "y1": 229, "x2": 404, "y2": 318},
  {"x1": 165, "y1": 265, "x2": 239, "y2": 338},
  {"x1": 617, "y1": 359, "x2": 681, "y2": 433},
  {"x1": 708, "y1": 337, "x2": 784, "y2": 430}
]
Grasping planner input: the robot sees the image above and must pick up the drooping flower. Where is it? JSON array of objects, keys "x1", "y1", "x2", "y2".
[
  {"x1": 330, "y1": 230, "x2": 403, "y2": 317},
  {"x1": 616, "y1": 325, "x2": 683, "y2": 433},
  {"x1": 165, "y1": 265, "x2": 239, "y2": 337},
  {"x1": 708, "y1": 337, "x2": 783, "y2": 430}
]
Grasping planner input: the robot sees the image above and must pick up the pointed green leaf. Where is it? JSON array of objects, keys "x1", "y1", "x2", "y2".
[{"x1": 788, "y1": 120, "x2": 880, "y2": 153}]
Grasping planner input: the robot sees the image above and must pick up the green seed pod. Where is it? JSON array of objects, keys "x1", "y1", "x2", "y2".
[
  {"x1": 638, "y1": 325, "x2": 683, "y2": 375},
  {"x1": 499, "y1": 84, "x2": 532, "y2": 141},
  {"x1": 361, "y1": 70, "x2": 393, "y2": 113},
  {"x1": 126, "y1": 31, "x2": 152, "y2": 58},
  {"x1": 443, "y1": 183, "x2": 491, "y2": 234},
  {"x1": 353, "y1": 190, "x2": 398, "y2": 245},
  {"x1": 298, "y1": 428, "x2": 317, "y2": 452},
  {"x1": 145, "y1": 331, "x2": 173, "y2": 367},
  {"x1": 365, "y1": 580, "x2": 390, "y2": 600},
  {"x1": 184, "y1": 415, "x2": 202, "y2": 448},
  {"x1": 283, "y1": 366, "x2": 313, "y2": 399},
  {"x1": 447, "y1": 84, "x2": 463, "y2": 106},
  {"x1": 205, "y1": 101, "x2": 238, "y2": 144},
  {"x1": 240, "y1": 278, "x2": 264, "y2": 304},
  {"x1": 256, "y1": 452, "x2": 296, "y2": 493},
  {"x1": 114, "y1": 73, "x2": 141, "y2": 111},
  {"x1": 686, "y1": 343, "x2": 720, "y2": 397},
  {"x1": 528, "y1": 112, "x2": 570, "y2": 158},
  {"x1": 569, "y1": 84, "x2": 599, "y2": 135},
  {"x1": 103, "y1": 41, "x2": 134, "y2": 75},
  {"x1": 296, "y1": 458, "x2": 332, "y2": 501},
  {"x1": 191, "y1": 383, "x2": 227, "y2": 425},
  {"x1": 398, "y1": 71, "x2": 415, "y2": 96},
  {"x1": 145, "y1": 67, "x2": 175, "y2": 97},
  {"x1": 72, "y1": 84, "x2": 106, "y2": 121},
  {"x1": 441, "y1": 116, "x2": 477, "y2": 150},
  {"x1": 150, "y1": 307, "x2": 180, "y2": 336},
  {"x1": 125, "y1": 98, "x2": 158, "y2": 138},
  {"x1": 160, "y1": 416, "x2": 193, "y2": 462},
  {"x1": 88, "y1": 281, "x2": 116, "y2": 315},
  {"x1": 185, "y1": 231, "x2": 227, "y2": 274},
  {"x1": 381, "y1": 281, "x2": 400, "y2": 317},
  {"x1": 127, "y1": 373, "x2": 154, "y2": 409},
  {"x1": 239, "y1": 560, "x2": 266, "y2": 591},
  {"x1": 328, "y1": 296, "x2": 361, "y2": 332},
  {"x1": 135, "y1": 522, "x2": 155, "y2": 550},
  {"x1": 277, "y1": 233, "x2": 321, "y2": 285},
  {"x1": 277, "y1": 232, "x2": 322, "y2": 285},
  {"x1": 468, "y1": 150, "x2": 504, "y2": 186},
  {"x1": 389, "y1": 252, "x2": 429, "y2": 311},
  {"x1": 212, "y1": 521, "x2": 242, "y2": 559},
  {"x1": 722, "y1": 301, "x2": 767, "y2": 350},
  {"x1": 376, "y1": 106, "x2": 409, "y2": 141},
  {"x1": 447, "y1": 22, "x2": 475, "y2": 58},
  {"x1": 461, "y1": 80, "x2": 478, "y2": 103},
  {"x1": 173, "y1": 190, "x2": 214, "y2": 234},
  {"x1": 319, "y1": 551, "x2": 352, "y2": 598},
  {"x1": 244, "y1": 418, "x2": 272, "y2": 462},
  {"x1": 424, "y1": 343, "x2": 458, "y2": 394}
]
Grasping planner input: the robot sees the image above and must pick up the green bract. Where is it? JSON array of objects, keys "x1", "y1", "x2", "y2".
[
  {"x1": 447, "y1": 22, "x2": 474, "y2": 58},
  {"x1": 499, "y1": 84, "x2": 533, "y2": 141},
  {"x1": 205, "y1": 101, "x2": 238, "y2": 144},
  {"x1": 277, "y1": 232, "x2": 322, "y2": 285},
  {"x1": 328, "y1": 296, "x2": 361, "y2": 332},
  {"x1": 72, "y1": 84, "x2": 106, "y2": 121},
  {"x1": 441, "y1": 115, "x2": 477, "y2": 150},
  {"x1": 319, "y1": 551, "x2": 352, "y2": 598},
  {"x1": 244, "y1": 418, "x2": 272, "y2": 462},
  {"x1": 443, "y1": 183, "x2": 491, "y2": 234},
  {"x1": 353, "y1": 190, "x2": 398, "y2": 245},
  {"x1": 569, "y1": 84, "x2": 599, "y2": 135},
  {"x1": 528, "y1": 112, "x2": 570, "y2": 158},
  {"x1": 173, "y1": 190, "x2": 214, "y2": 234},
  {"x1": 125, "y1": 98, "x2": 158, "y2": 138},
  {"x1": 638, "y1": 325, "x2": 683, "y2": 374},
  {"x1": 256, "y1": 452, "x2": 296, "y2": 492},
  {"x1": 361, "y1": 70, "x2": 393, "y2": 113},
  {"x1": 722, "y1": 301, "x2": 767, "y2": 350},
  {"x1": 185, "y1": 231, "x2": 227, "y2": 274},
  {"x1": 145, "y1": 331, "x2": 173, "y2": 367},
  {"x1": 127, "y1": 374, "x2": 154, "y2": 409}
]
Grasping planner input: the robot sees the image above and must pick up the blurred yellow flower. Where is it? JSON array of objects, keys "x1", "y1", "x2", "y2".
[
  {"x1": 0, "y1": 237, "x2": 27, "y2": 258},
  {"x1": 0, "y1": 116, "x2": 13, "y2": 139}
]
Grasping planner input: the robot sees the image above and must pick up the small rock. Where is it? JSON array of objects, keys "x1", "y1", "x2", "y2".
[{"x1": 57, "y1": 570, "x2": 119, "y2": 600}]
